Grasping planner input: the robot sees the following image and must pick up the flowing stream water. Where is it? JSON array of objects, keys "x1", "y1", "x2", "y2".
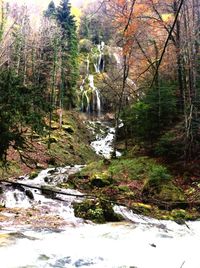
[{"x1": 0, "y1": 123, "x2": 200, "y2": 268}]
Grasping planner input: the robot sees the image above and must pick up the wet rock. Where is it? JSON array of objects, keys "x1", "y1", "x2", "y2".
[
  {"x1": 13, "y1": 184, "x2": 25, "y2": 192},
  {"x1": 25, "y1": 189, "x2": 34, "y2": 200},
  {"x1": 73, "y1": 198, "x2": 123, "y2": 224},
  {"x1": 41, "y1": 185, "x2": 56, "y2": 198},
  {"x1": 174, "y1": 219, "x2": 186, "y2": 225},
  {"x1": 44, "y1": 177, "x2": 49, "y2": 183},
  {"x1": 47, "y1": 168, "x2": 57, "y2": 175},
  {"x1": 0, "y1": 186, "x2": 3, "y2": 195},
  {"x1": 38, "y1": 254, "x2": 50, "y2": 261},
  {"x1": 54, "y1": 257, "x2": 71, "y2": 266}
]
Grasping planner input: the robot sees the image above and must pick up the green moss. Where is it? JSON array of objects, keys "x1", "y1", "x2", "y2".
[
  {"x1": 48, "y1": 136, "x2": 59, "y2": 143},
  {"x1": 0, "y1": 161, "x2": 21, "y2": 178},
  {"x1": 171, "y1": 209, "x2": 187, "y2": 219},
  {"x1": 80, "y1": 157, "x2": 161, "y2": 182},
  {"x1": 131, "y1": 202, "x2": 152, "y2": 214},
  {"x1": 143, "y1": 180, "x2": 186, "y2": 206},
  {"x1": 73, "y1": 198, "x2": 123, "y2": 224},
  {"x1": 58, "y1": 182, "x2": 76, "y2": 190},
  {"x1": 118, "y1": 185, "x2": 130, "y2": 192},
  {"x1": 29, "y1": 171, "x2": 39, "y2": 180},
  {"x1": 90, "y1": 172, "x2": 113, "y2": 188}
]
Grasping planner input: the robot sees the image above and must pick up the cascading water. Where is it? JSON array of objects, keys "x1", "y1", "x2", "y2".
[
  {"x1": 89, "y1": 121, "x2": 121, "y2": 158},
  {"x1": 88, "y1": 74, "x2": 101, "y2": 116},
  {"x1": 80, "y1": 42, "x2": 105, "y2": 116},
  {"x1": 95, "y1": 41, "x2": 105, "y2": 73}
]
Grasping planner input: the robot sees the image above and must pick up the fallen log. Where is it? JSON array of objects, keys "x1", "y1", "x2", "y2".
[{"x1": 0, "y1": 180, "x2": 95, "y2": 199}]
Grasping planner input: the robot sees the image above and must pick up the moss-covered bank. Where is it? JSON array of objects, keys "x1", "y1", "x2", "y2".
[
  {"x1": 64, "y1": 156, "x2": 200, "y2": 221},
  {"x1": 0, "y1": 111, "x2": 98, "y2": 179}
]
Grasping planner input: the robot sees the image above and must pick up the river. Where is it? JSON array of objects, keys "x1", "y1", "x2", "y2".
[{"x1": 0, "y1": 121, "x2": 200, "y2": 268}]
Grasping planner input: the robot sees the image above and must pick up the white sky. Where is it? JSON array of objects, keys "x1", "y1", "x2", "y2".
[{"x1": 6, "y1": 0, "x2": 85, "y2": 9}]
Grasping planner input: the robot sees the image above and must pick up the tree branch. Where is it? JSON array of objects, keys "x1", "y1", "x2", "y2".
[{"x1": 150, "y1": 0, "x2": 185, "y2": 88}]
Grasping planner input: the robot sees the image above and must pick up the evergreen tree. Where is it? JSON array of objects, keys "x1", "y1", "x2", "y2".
[
  {"x1": 56, "y1": 0, "x2": 79, "y2": 109},
  {"x1": 122, "y1": 80, "x2": 177, "y2": 145},
  {"x1": 44, "y1": 1, "x2": 56, "y2": 18},
  {"x1": 0, "y1": 67, "x2": 46, "y2": 162}
]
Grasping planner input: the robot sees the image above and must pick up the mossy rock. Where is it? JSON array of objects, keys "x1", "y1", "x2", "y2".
[
  {"x1": 41, "y1": 185, "x2": 56, "y2": 198},
  {"x1": 48, "y1": 136, "x2": 59, "y2": 144},
  {"x1": 171, "y1": 209, "x2": 187, "y2": 219},
  {"x1": 62, "y1": 124, "x2": 75, "y2": 134},
  {"x1": 51, "y1": 122, "x2": 60, "y2": 130},
  {"x1": 73, "y1": 198, "x2": 123, "y2": 224},
  {"x1": 90, "y1": 172, "x2": 113, "y2": 188},
  {"x1": 29, "y1": 171, "x2": 39, "y2": 180},
  {"x1": 142, "y1": 180, "x2": 187, "y2": 209},
  {"x1": 131, "y1": 202, "x2": 152, "y2": 214}
]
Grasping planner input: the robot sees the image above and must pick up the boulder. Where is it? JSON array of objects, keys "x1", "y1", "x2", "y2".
[
  {"x1": 25, "y1": 189, "x2": 34, "y2": 200},
  {"x1": 48, "y1": 136, "x2": 58, "y2": 143},
  {"x1": 73, "y1": 198, "x2": 123, "y2": 224},
  {"x1": 90, "y1": 172, "x2": 113, "y2": 188},
  {"x1": 41, "y1": 185, "x2": 56, "y2": 198},
  {"x1": 62, "y1": 124, "x2": 75, "y2": 134}
]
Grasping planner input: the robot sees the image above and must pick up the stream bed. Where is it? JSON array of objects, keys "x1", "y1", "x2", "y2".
[{"x1": 0, "y1": 121, "x2": 200, "y2": 268}]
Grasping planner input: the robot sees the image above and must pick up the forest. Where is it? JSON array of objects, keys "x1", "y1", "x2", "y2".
[
  {"x1": 0, "y1": 0, "x2": 200, "y2": 268},
  {"x1": 0, "y1": 0, "x2": 199, "y2": 162},
  {"x1": 0, "y1": 0, "x2": 199, "y2": 267}
]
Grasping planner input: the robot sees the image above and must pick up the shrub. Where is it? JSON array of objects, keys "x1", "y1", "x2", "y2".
[{"x1": 149, "y1": 165, "x2": 172, "y2": 182}]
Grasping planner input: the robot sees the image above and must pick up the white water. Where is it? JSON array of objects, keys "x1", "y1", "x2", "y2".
[
  {"x1": 88, "y1": 74, "x2": 101, "y2": 116},
  {"x1": 0, "y1": 215, "x2": 200, "y2": 268},
  {"x1": 90, "y1": 122, "x2": 121, "y2": 158}
]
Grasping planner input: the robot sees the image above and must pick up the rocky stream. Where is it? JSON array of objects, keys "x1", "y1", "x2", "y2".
[{"x1": 0, "y1": 121, "x2": 200, "y2": 268}]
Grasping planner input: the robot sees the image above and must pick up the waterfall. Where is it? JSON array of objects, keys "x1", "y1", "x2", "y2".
[
  {"x1": 88, "y1": 74, "x2": 101, "y2": 116},
  {"x1": 95, "y1": 41, "x2": 105, "y2": 73},
  {"x1": 96, "y1": 89, "x2": 101, "y2": 117},
  {"x1": 80, "y1": 42, "x2": 105, "y2": 116}
]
